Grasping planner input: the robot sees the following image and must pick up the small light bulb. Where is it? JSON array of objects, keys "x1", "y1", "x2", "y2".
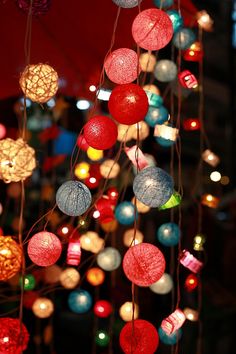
[
  {"x1": 210, "y1": 171, "x2": 221, "y2": 182},
  {"x1": 62, "y1": 227, "x2": 69, "y2": 234},
  {"x1": 89, "y1": 85, "x2": 96, "y2": 92},
  {"x1": 93, "y1": 210, "x2": 100, "y2": 219}
]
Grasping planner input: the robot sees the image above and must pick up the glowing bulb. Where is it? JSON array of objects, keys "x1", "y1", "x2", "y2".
[
  {"x1": 210, "y1": 171, "x2": 221, "y2": 182},
  {"x1": 99, "y1": 333, "x2": 105, "y2": 340},
  {"x1": 89, "y1": 85, "x2": 97, "y2": 92},
  {"x1": 3, "y1": 337, "x2": 9, "y2": 343},
  {"x1": 93, "y1": 210, "x2": 100, "y2": 219},
  {"x1": 62, "y1": 227, "x2": 69, "y2": 235},
  {"x1": 97, "y1": 89, "x2": 111, "y2": 101},
  {"x1": 76, "y1": 99, "x2": 91, "y2": 110}
]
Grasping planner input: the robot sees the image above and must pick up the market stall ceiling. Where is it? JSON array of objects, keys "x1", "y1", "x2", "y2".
[{"x1": 0, "y1": 0, "x2": 197, "y2": 100}]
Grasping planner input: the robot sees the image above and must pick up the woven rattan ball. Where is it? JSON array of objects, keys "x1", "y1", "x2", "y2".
[
  {"x1": 0, "y1": 138, "x2": 36, "y2": 183},
  {"x1": 0, "y1": 236, "x2": 22, "y2": 281},
  {"x1": 19, "y1": 63, "x2": 58, "y2": 103}
]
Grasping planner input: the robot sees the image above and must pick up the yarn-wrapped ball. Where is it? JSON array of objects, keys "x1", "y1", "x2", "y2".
[
  {"x1": 115, "y1": 201, "x2": 137, "y2": 225},
  {"x1": 158, "y1": 327, "x2": 182, "y2": 345},
  {"x1": 154, "y1": 60, "x2": 177, "y2": 82},
  {"x1": 112, "y1": 0, "x2": 141, "y2": 8},
  {"x1": 59, "y1": 267, "x2": 80, "y2": 289},
  {"x1": 104, "y1": 48, "x2": 140, "y2": 84},
  {"x1": 86, "y1": 267, "x2": 105, "y2": 286},
  {"x1": 100, "y1": 159, "x2": 120, "y2": 179},
  {"x1": 108, "y1": 84, "x2": 149, "y2": 125},
  {"x1": 97, "y1": 247, "x2": 121, "y2": 271},
  {"x1": 145, "y1": 106, "x2": 169, "y2": 127},
  {"x1": 157, "y1": 222, "x2": 180, "y2": 246},
  {"x1": 0, "y1": 138, "x2": 36, "y2": 183},
  {"x1": 84, "y1": 116, "x2": 117, "y2": 150},
  {"x1": 0, "y1": 236, "x2": 22, "y2": 281},
  {"x1": 167, "y1": 10, "x2": 183, "y2": 33},
  {"x1": 132, "y1": 9, "x2": 173, "y2": 50},
  {"x1": 153, "y1": 0, "x2": 173, "y2": 8},
  {"x1": 32, "y1": 297, "x2": 54, "y2": 318},
  {"x1": 56, "y1": 180, "x2": 92, "y2": 216},
  {"x1": 149, "y1": 273, "x2": 173, "y2": 294},
  {"x1": 173, "y1": 28, "x2": 196, "y2": 50},
  {"x1": 139, "y1": 52, "x2": 156, "y2": 72},
  {"x1": 19, "y1": 63, "x2": 58, "y2": 103},
  {"x1": 68, "y1": 289, "x2": 92, "y2": 314},
  {"x1": 17, "y1": 0, "x2": 51, "y2": 16},
  {"x1": 123, "y1": 243, "x2": 165, "y2": 286},
  {"x1": 94, "y1": 300, "x2": 113, "y2": 318},
  {"x1": 27, "y1": 231, "x2": 62, "y2": 267},
  {"x1": 120, "y1": 319, "x2": 159, "y2": 354},
  {"x1": 0, "y1": 318, "x2": 29, "y2": 354},
  {"x1": 133, "y1": 166, "x2": 174, "y2": 208}
]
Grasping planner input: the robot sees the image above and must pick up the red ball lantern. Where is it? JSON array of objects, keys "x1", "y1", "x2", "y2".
[
  {"x1": 107, "y1": 187, "x2": 119, "y2": 205},
  {"x1": 76, "y1": 134, "x2": 89, "y2": 151},
  {"x1": 123, "y1": 243, "x2": 165, "y2": 286},
  {"x1": 108, "y1": 84, "x2": 149, "y2": 125},
  {"x1": 185, "y1": 273, "x2": 198, "y2": 292},
  {"x1": 94, "y1": 300, "x2": 113, "y2": 318},
  {"x1": 95, "y1": 196, "x2": 114, "y2": 224},
  {"x1": 120, "y1": 319, "x2": 159, "y2": 354},
  {"x1": 178, "y1": 70, "x2": 198, "y2": 89},
  {"x1": 183, "y1": 118, "x2": 201, "y2": 131},
  {"x1": 104, "y1": 48, "x2": 140, "y2": 84},
  {"x1": 183, "y1": 42, "x2": 203, "y2": 62},
  {"x1": 84, "y1": 175, "x2": 100, "y2": 189},
  {"x1": 84, "y1": 116, "x2": 118, "y2": 150},
  {"x1": 0, "y1": 318, "x2": 29, "y2": 354},
  {"x1": 132, "y1": 9, "x2": 173, "y2": 50},
  {"x1": 27, "y1": 231, "x2": 62, "y2": 267},
  {"x1": 66, "y1": 237, "x2": 81, "y2": 266}
]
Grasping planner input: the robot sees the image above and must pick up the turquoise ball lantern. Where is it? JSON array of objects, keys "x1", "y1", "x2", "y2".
[
  {"x1": 145, "y1": 106, "x2": 169, "y2": 127},
  {"x1": 153, "y1": 0, "x2": 173, "y2": 9},
  {"x1": 115, "y1": 201, "x2": 138, "y2": 225},
  {"x1": 173, "y1": 28, "x2": 196, "y2": 50},
  {"x1": 68, "y1": 289, "x2": 92, "y2": 314},
  {"x1": 155, "y1": 136, "x2": 176, "y2": 147},
  {"x1": 167, "y1": 10, "x2": 183, "y2": 33},
  {"x1": 158, "y1": 327, "x2": 182, "y2": 345},
  {"x1": 157, "y1": 222, "x2": 180, "y2": 246}
]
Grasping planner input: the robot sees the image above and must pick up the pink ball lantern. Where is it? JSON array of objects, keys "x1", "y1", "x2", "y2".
[
  {"x1": 84, "y1": 116, "x2": 118, "y2": 150},
  {"x1": 123, "y1": 243, "x2": 165, "y2": 286},
  {"x1": 66, "y1": 237, "x2": 81, "y2": 266},
  {"x1": 27, "y1": 231, "x2": 62, "y2": 267},
  {"x1": 132, "y1": 9, "x2": 173, "y2": 50},
  {"x1": 120, "y1": 319, "x2": 159, "y2": 354},
  {"x1": 94, "y1": 300, "x2": 113, "y2": 318},
  {"x1": 104, "y1": 48, "x2": 140, "y2": 84},
  {"x1": 0, "y1": 318, "x2": 29, "y2": 353},
  {"x1": 108, "y1": 84, "x2": 149, "y2": 125}
]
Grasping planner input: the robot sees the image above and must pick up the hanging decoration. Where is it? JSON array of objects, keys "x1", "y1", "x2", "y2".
[
  {"x1": 0, "y1": 236, "x2": 22, "y2": 281},
  {"x1": 0, "y1": 318, "x2": 29, "y2": 353}
]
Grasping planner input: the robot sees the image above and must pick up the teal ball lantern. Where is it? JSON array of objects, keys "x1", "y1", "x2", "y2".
[
  {"x1": 153, "y1": 0, "x2": 173, "y2": 8},
  {"x1": 173, "y1": 28, "x2": 196, "y2": 50},
  {"x1": 145, "y1": 91, "x2": 163, "y2": 108},
  {"x1": 158, "y1": 327, "x2": 182, "y2": 345},
  {"x1": 145, "y1": 106, "x2": 169, "y2": 127},
  {"x1": 68, "y1": 289, "x2": 92, "y2": 314},
  {"x1": 133, "y1": 166, "x2": 174, "y2": 208},
  {"x1": 115, "y1": 201, "x2": 137, "y2": 225},
  {"x1": 156, "y1": 136, "x2": 176, "y2": 147},
  {"x1": 167, "y1": 10, "x2": 183, "y2": 33},
  {"x1": 157, "y1": 222, "x2": 180, "y2": 246},
  {"x1": 56, "y1": 180, "x2": 92, "y2": 216}
]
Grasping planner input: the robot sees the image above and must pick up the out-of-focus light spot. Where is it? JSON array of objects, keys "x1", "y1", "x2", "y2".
[
  {"x1": 97, "y1": 89, "x2": 111, "y2": 101},
  {"x1": 220, "y1": 176, "x2": 230, "y2": 185},
  {"x1": 210, "y1": 171, "x2": 221, "y2": 182},
  {"x1": 76, "y1": 99, "x2": 91, "y2": 110},
  {"x1": 20, "y1": 97, "x2": 31, "y2": 107},
  {"x1": 47, "y1": 98, "x2": 56, "y2": 108},
  {"x1": 89, "y1": 85, "x2": 97, "y2": 92}
]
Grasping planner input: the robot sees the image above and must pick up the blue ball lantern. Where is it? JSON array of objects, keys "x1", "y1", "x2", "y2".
[
  {"x1": 158, "y1": 327, "x2": 182, "y2": 345},
  {"x1": 153, "y1": 0, "x2": 173, "y2": 9},
  {"x1": 155, "y1": 136, "x2": 176, "y2": 147},
  {"x1": 154, "y1": 60, "x2": 177, "y2": 82},
  {"x1": 133, "y1": 166, "x2": 174, "y2": 208},
  {"x1": 115, "y1": 201, "x2": 138, "y2": 225},
  {"x1": 68, "y1": 289, "x2": 92, "y2": 314},
  {"x1": 157, "y1": 222, "x2": 180, "y2": 246},
  {"x1": 167, "y1": 10, "x2": 184, "y2": 33},
  {"x1": 145, "y1": 91, "x2": 163, "y2": 108},
  {"x1": 145, "y1": 106, "x2": 169, "y2": 127},
  {"x1": 56, "y1": 180, "x2": 92, "y2": 216},
  {"x1": 173, "y1": 28, "x2": 196, "y2": 50}
]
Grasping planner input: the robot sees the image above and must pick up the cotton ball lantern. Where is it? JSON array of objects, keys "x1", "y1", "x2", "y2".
[
  {"x1": 185, "y1": 273, "x2": 198, "y2": 292},
  {"x1": 158, "y1": 327, "x2": 182, "y2": 345},
  {"x1": 143, "y1": 84, "x2": 160, "y2": 96},
  {"x1": 173, "y1": 28, "x2": 196, "y2": 50},
  {"x1": 86, "y1": 267, "x2": 105, "y2": 286},
  {"x1": 133, "y1": 166, "x2": 174, "y2": 208},
  {"x1": 68, "y1": 289, "x2": 92, "y2": 314},
  {"x1": 131, "y1": 121, "x2": 150, "y2": 140},
  {"x1": 44, "y1": 264, "x2": 62, "y2": 284},
  {"x1": 0, "y1": 138, "x2": 36, "y2": 183},
  {"x1": 112, "y1": 0, "x2": 141, "y2": 8},
  {"x1": 123, "y1": 228, "x2": 144, "y2": 247},
  {"x1": 167, "y1": 10, "x2": 183, "y2": 33},
  {"x1": 153, "y1": 0, "x2": 173, "y2": 8},
  {"x1": 0, "y1": 123, "x2": 6, "y2": 139},
  {"x1": 115, "y1": 201, "x2": 138, "y2": 225},
  {"x1": 117, "y1": 124, "x2": 135, "y2": 142},
  {"x1": 32, "y1": 297, "x2": 54, "y2": 318},
  {"x1": 145, "y1": 91, "x2": 163, "y2": 108},
  {"x1": 123, "y1": 243, "x2": 165, "y2": 286},
  {"x1": 0, "y1": 318, "x2": 29, "y2": 353},
  {"x1": 94, "y1": 300, "x2": 113, "y2": 318},
  {"x1": 145, "y1": 106, "x2": 169, "y2": 127},
  {"x1": 84, "y1": 116, "x2": 117, "y2": 150},
  {"x1": 19, "y1": 274, "x2": 36, "y2": 291},
  {"x1": 183, "y1": 308, "x2": 199, "y2": 321},
  {"x1": 131, "y1": 197, "x2": 150, "y2": 213},
  {"x1": 95, "y1": 330, "x2": 110, "y2": 347},
  {"x1": 120, "y1": 319, "x2": 159, "y2": 354},
  {"x1": 149, "y1": 273, "x2": 173, "y2": 294},
  {"x1": 157, "y1": 222, "x2": 180, "y2": 247},
  {"x1": 0, "y1": 236, "x2": 22, "y2": 281},
  {"x1": 132, "y1": 9, "x2": 173, "y2": 50},
  {"x1": 74, "y1": 162, "x2": 90, "y2": 180},
  {"x1": 139, "y1": 52, "x2": 156, "y2": 72},
  {"x1": 104, "y1": 48, "x2": 140, "y2": 84},
  {"x1": 17, "y1": 0, "x2": 51, "y2": 16},
  {"x1": 119, "y1": 301, "x2": 139, "y2": 322},
  {"x1": 59, "y1": 268, "x2": 80, "y2": 289},
  {"x1": 154, "y1": 60, "x2": 177, "y2": 82},
  {"x1": 97, "y1": 247, "x2": 121, "y2": 271},
  {"x1": 108, "y1": 84, "x2": 149, "y2": 125},
  {"x1": 27, "y1": 231, "x2": 62, "y2": 267},
  {"x1": 100, "y1": 159, "x2": 120, "y2": 179},
  {"x1": 56, "y1": 180, "x2": 92, "y2": 216},
  {"x1": 87, "y1": 147, "x2": 104, "y2": 161}
]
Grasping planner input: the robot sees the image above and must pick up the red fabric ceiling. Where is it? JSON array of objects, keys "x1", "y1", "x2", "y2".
[{"x1": 0, "y1": 0, "x2": 198, "y2": 100}]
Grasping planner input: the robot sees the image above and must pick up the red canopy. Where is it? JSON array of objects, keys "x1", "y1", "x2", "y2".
[{"x1": 0, "y1": 0, "x2": 198, "y2": 100}]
